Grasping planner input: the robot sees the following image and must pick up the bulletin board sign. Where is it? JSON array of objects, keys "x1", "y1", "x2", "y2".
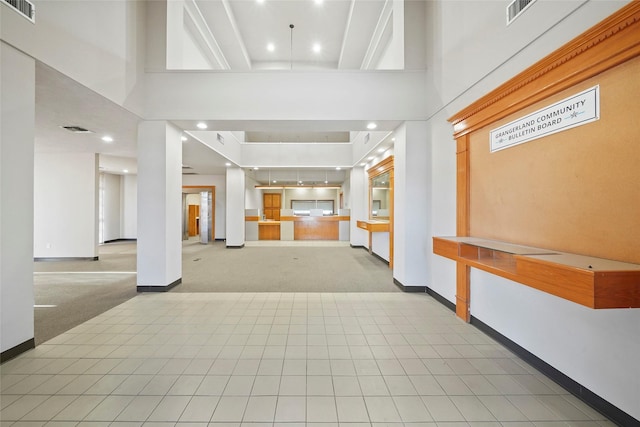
[{"x1": 489, "y1": 86, "x2": 600, "y2": 152}]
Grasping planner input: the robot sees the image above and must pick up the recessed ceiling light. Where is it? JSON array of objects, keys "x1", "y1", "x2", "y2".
[
  {"x1": 298, "y1": 180, "x2": 303, "y2": 184},
  {"x1": 312, "y1": 43, "x2": 321, "y2": 53},
  {"x1": 267, "y1": 43, "x2": 275, "y2": 52},
  {"x1": 225, "y1": 162, "x2": 231, "y2": 167},
  {"x1": 254, "y1": 167, "x2": 259, "y2": 170},
  {"x1": 123, "y1": 169, "x2": 129, "y2": 173},
  {"x1": 391, "y1": 137, "x2": 396, "y2": 142},
  {"x1": 335, "y1": 167, "x2": 341, "y2": 170},
  {"x1": 257, "y1": 0, "x2": 265, "y2": 3},
  {"x1": 367, "y1": 122, "x2": 377, "y2": 130},
  {"x1": 196, "y1": 122, "x2": 207, "y2": 129},
  {"x1": 314, "y1": 0, "x2": 323, "y2": 4},
  {"x1": 360, "y1": 163, "x2": 366, "y2": 166},
  {"x1": 378, "y1": 147, "x2": 386, "y2": 153},
  {"x1": 181, "y1": 136, "x2": 188, "y2": 142},
  {"x1": 367, "y1": 156, "x2": 374, "y2": 160},
  {"x1": 324, "y1": 180, "x2": 329, "y2": 184},
  {"x1": 101, "y1": 136, "x2": 113, "y2": 142},
  {"x1": 273, "y1": 180, "x2": 277, "y2": 183}
]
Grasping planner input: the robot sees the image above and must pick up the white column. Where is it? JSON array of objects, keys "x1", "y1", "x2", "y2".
[
  {"x1": 1, "y1": 42, "x2": 35, "y2": 358},
  {"x1": 393, "y1": 121, "x2": 430, "y2": 288},
  {"x1": 349, "y1": 167, "x2": 368, "y2": 247},
  {"x1": 226, "y1": 167, "x2": 245, "y2": 248},
  {"x1": 136, "y1": 121, "x2": 182, "y2": 291}
]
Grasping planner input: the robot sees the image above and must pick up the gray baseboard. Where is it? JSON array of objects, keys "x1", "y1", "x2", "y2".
[
  {"x1": 137, "y1": 278, "x2": 181, "y2": 292},
  {"x1": 35, "y1": 256, "x2": 99, "y2": 262},
  {"x1": 103, "y1": 238, "x2": 137, "y2": 243},
  {"x1": 226, "y1": 244, "x2": 245, "y2": 249},
  {"x1": 423, "y1": 284, "x2": 636, "y2": 426},
  {"x1": 1, "y1": 338, "x2": 35, "y2": 364},
  {"x1": 471, "y1": 316, "x2": 638, "y2": 427},
  {"x1": 393, "y1": 278, "x2": 427, "y2": 293}
]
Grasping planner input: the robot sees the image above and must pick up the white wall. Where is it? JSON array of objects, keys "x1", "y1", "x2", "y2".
[
  {"x1": 1, "y1": 41, "x2": 35, "y2": 354},
  {"x1": 121, "y1": 174, "x2": 137, "y2": 239},
  {"x1": 34, "y1": 152, "x2": 99, "y2": 258},
  {"x1": 245, "y1": 175, "x2": 262, "y2": 210},
  {"x1": 182, "y1": 21, "x2": 216, "y2": 69},
  {"x1": 101, "y1": 173, "x2": 121, "y2": 242},
  {"x1": 183, "y1": 174, "x2": 226, "y2": 239},
  {"x1": 143, "y1": 71, "x2": 428, "y2": 121},
  {"x1": 424, "y1": 0, "x2": 638, "y2": 419},
  {"x1": 374, "y1": 0, "x2": 404, "y2": 70},
  {"x1": 0, "y1": 0, "x2": 146, "y2": 113}
]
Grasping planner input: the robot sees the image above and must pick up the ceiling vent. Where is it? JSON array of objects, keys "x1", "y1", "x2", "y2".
[
  {"x1": 60, "y1": 125, "x2": 93, "y2": 134},
  {"x1": 2, "y1": 0, "x2": 35, "y2": 22},
  {"x1": 507, "y1": 0, "x2": 536, "y2": 25}
]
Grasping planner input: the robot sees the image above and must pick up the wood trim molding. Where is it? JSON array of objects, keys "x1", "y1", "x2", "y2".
[
  {"x1": 367, "y1": 155, "x2": 394, "y2": 178},
  {"x1": 448, "y1": 2, "x2": 640, "y2": 138}
]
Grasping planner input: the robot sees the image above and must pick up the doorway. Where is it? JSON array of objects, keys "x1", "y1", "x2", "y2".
[{"x1": 183, "y1": 186, "x2": 215, "y2": 242}]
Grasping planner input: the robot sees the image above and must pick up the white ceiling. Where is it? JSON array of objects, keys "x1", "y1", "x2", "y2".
[{"x1": 193, "y1": 0, "x2": 387, "y2": 70}]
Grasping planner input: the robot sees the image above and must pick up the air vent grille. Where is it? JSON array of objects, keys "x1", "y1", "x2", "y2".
[
  {"x1": 61, "y1": 126, "x2": 93, "y2": 134},
  {"x1": 2, "y1": 0, "x2": 35, "y2": 22},
  {"x1": 507, "y1": 0, "x2": 536, "y2": 25}
]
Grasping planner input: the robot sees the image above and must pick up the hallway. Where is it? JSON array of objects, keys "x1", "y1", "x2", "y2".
[{"x1": 1, "y1": 292, "x2": 612, "y2": 425}]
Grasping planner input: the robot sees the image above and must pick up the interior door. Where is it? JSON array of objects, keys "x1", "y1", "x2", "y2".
[{"x1": 263, "y1": 193, "x2": 281, "y2": 220}]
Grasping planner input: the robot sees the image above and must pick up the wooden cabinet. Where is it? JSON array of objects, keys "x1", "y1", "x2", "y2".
[
  {"x1": 263, "y1": 193, "x2": 281, "y2": 220},
  {"x1": 258, "y1": 222, "x2": 281, "y2": 240}
]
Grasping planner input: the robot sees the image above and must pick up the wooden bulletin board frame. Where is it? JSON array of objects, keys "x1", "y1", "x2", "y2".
[{"x1": 445, "y1": 2, "x2": 640, "y2": 321}]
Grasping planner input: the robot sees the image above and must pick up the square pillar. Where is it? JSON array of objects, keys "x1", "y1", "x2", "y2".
[
  {"x1": 1, "y1": 42, "x2": 35, "y2": 360},
  {"x1": 136, "y1": 121, "x2": 182, "y2": 291},
  {"x1": 226, "y1": 167, "x2": 245, "y2": 248},
  {"x1": 393, "y1": 121, "x2": 430, "y2": 289}
]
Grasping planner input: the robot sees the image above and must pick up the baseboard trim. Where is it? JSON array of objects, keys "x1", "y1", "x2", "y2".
[
  {"x1": 393, "y1": 278, "x2": 426, "y2": 293},
  {"x1": 103, "y1": 238, "x2": 137, "y2": 243},
  {"x1": 371, "y1": 252, "x2": 389, "y2": 265},
  {"x1": 226, "y1": 244, "x2": 245, "y2": 249},
  {"x1": 470, "y1": 315, "x2": 638, "y2": 427},
  {"x1": 215, "y1": 238, "x2": 225, "y2": 242},
  {"x1": 137, "y1": 278, "x2": 182, "y2": 292},
  {"x1": 350, "y1": 244, "x2": 366, "y2": 249},
  {"x1": 424, "y1": 285, "x2": 456, "y2": 312},
  {"x1": 35, "y1": 256, "x2": 99, "y2": 262},
  {"x1": 1, "y1": 338, "x2": 35, "y2": 364}
]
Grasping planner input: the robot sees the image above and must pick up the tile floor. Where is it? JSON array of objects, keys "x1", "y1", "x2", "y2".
[{"x1": 1, "y1": 292, "x2": 614, "y2": 427}]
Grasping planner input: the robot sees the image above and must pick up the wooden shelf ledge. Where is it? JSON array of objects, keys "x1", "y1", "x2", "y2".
[
  {"x1": 357, "y1": 220, "x2": 390, "y2": 232},
  {"x1": 433, "y1": 236, "x2": 640, "y2": 309}
]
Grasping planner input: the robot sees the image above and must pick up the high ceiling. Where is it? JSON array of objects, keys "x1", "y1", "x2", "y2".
[
  {"x1": 34, "y1": 0, "x2": 397, "y2": 180},
  {"x1": 189, "y1": 0, "x2": 389, "y2": 70}
]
